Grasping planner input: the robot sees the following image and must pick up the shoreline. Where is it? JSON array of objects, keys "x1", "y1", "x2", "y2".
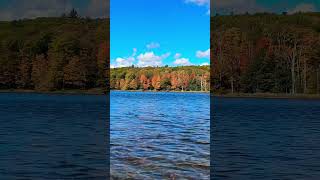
[
  {"x1": 0, "y1": 88, "x2": 107, "y2": 95},
  {"x1": 213, "y1": 93, "x2": 320, "y2": 100},
  {"x1": 0, "y1": 89, "x2": 210, "y2": 95},
  {"x1": 2, "y1": 89, "x2": 320, "y2": 99},
  {"x1": 111, "y1": 90, "x2": 210, "y2": 93}
]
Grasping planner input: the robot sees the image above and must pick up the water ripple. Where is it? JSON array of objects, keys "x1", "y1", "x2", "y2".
[{"x1": 111, "y1": 91, "x2": 210, "y2": 179}]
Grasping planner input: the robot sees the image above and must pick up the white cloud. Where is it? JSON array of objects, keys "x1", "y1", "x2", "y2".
[
  {"x1": 132, "y1": 48, "x2": 137, "y2": 56},
  {"x1": 201, "y1": 62, "x2": 209, "y2": 66},
  {"x1": 113, "y1": 48, "x2": 136, "y2": 68},
  {"x1": 114, "y1": 57, "x2": 135, "y2": 68},
  {"x1": 162, "y1": 52, "x2": 171, "y2": 59},
  {"x1": 137, "y1": 52, "x2": 170, "y2": 67},
  {"x1": 174, "y1": 53, "x2": 182, "y2": 59},
  {"x1": 146, "y1": 42, "x2": 160, "y2": 49},
  {"x1": 207, "y1": 9, "x2": 210, "y2": 15},
  {"x1": 288, "y1": 3, "x2": 316, "y2": 14},
  {"x1": 185, "y1": 0, "x2": 209, "y2": 6},
  {"x1": 173, "y1": 53, "x2": 192, "y2": 66},
  {"x1": 174, "y1": 58, "x2": 192, "y2": 66},
  {"x1": 196, "y1": 49, "x2": 210, "y2": 59}
]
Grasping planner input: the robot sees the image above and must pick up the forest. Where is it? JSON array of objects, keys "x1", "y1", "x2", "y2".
[
  {"x1": 211, "y1": 12, "x2": 320, "y2": 94},
  {"x1": 110, "y1": 66, "x2": 210, "y2": 91},
  {"x1": 0, "y1": 10, "x2": 109, "y2": 91},
  {"x1": 0, "y1": 10, "x2": 209, "y2": 93}
]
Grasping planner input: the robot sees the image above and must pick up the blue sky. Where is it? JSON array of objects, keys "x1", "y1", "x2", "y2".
[{"x1": 111, "y1": 0, "x2": 210, "y2": 67}]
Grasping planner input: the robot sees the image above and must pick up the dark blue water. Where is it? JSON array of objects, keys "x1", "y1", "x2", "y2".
[
  {"x1": 111, "y1": 91, "x2": 210, "y2": 179},
  {"x1": 213, "y1": 97, "x2": 320, "y2": 179},
  {"x1": 0, "y1": 93, "x2": 108, "y2": 179}
]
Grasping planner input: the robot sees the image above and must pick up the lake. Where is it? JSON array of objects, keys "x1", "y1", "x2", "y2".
[
  {"x1": 213, "y1": 97, "x2": 320, "y2": 179},
  {"x1": 0, "y1": 93, "x2": 108, "y2": 179},
  {"x1": 110, "y1": 91, "x2": 210, "y2": 179}
]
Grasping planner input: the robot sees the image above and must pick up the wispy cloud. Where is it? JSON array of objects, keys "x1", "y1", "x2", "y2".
[
  {"x1": 173, "y1": 53, "x2": 192, "y2": 66},
  {"x1": 185, "y1": 0, "x2": 209, "y2": 6},
  {"x1": 196, "y1": 49, "x2": 210, "y2": 59},
  {"x1": 146, "y1": 42, "x2": 160, "y2": 49},
  {"x1": 174, "y1": 58, "x2": 192, "y2": 66},
  {"x1": 174, "y1": 53, "x2": 182, "y2": 59},
  {"x1": 185, "y1": 0, "x2": 210, "y2": 15}
]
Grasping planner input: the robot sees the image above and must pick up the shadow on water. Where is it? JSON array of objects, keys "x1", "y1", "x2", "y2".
[
  {"x1": 0, "y1": 93, "x2": 108, "y2": 179},
  {"x1": 212, "y1": 97, "x2": 320, "y2": 179}
]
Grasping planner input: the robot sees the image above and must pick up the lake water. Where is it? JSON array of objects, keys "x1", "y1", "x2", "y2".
[
  {"x1": 213, "y1": 97, "x2": 320, "y2": 179},
  {"x1": 0, "y1": 93, "x2": 108, "y2": 179},
  {"x1": 6, "y1": 92, "x2": 317, "y2": 179},
  {"x1": 110, "y1": 91, "x2": 210, "y2": 179}
]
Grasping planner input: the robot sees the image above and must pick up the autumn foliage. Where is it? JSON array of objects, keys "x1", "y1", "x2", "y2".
[
  {"x1": 212, "y1": 13, "x2": 320, "y2": 94},
  {"x1": 0, "y1": 16, "x2": 109, "y2": 91},
  {"x1": 111, "y1": 66, "x2": 210, "y2": 91}
]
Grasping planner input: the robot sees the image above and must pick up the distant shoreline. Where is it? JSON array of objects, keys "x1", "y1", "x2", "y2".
[
  {"x1": 0, "y1": 88, "x2": 106, "y2": 95},
  {"x1": 213, "y1": 93, "x2": 320, "y2": 100},
  {"x1": 0, "y1": 89, "x2": 209, "y2": 94},
  {"x1": 0, "y1": 89, "x2": 210, "y2": 95}
]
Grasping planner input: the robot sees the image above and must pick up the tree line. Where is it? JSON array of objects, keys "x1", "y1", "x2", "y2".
[
  {"x1": 211, "y1": 12, "x2": 320, "y2": 94},
  {"x1": 111, "y1": 66, "x2": 210, "y2": 91},
  {"x1": 0, "y1": 12, "x2": 109, "y2": 91}
]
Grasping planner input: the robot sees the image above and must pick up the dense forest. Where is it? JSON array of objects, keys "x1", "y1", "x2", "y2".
[
  {"x1": 211, "y1": 12, "x2": 320, "y2": 94},
  {"x1": 0, "y1": 10, "x2": 109, "y2": 91},
  {"x1": 111, "y1": 66, "x2": 210, "y2": 91}
]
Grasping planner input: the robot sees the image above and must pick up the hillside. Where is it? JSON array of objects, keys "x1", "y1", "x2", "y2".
[{"x1": 0, "y1": 17, "x2": 109, "y2": 91}]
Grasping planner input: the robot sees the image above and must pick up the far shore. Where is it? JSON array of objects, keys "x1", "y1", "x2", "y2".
[
  {"x1": 0, "y1": 88, "x2": 107, "y2": 95},
  {"x1": 0, "y1": 89, "x2": 210, "y2": 95},
  {"x1": 214, "y1": 93, "x2": 320, "y2": 100}
]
